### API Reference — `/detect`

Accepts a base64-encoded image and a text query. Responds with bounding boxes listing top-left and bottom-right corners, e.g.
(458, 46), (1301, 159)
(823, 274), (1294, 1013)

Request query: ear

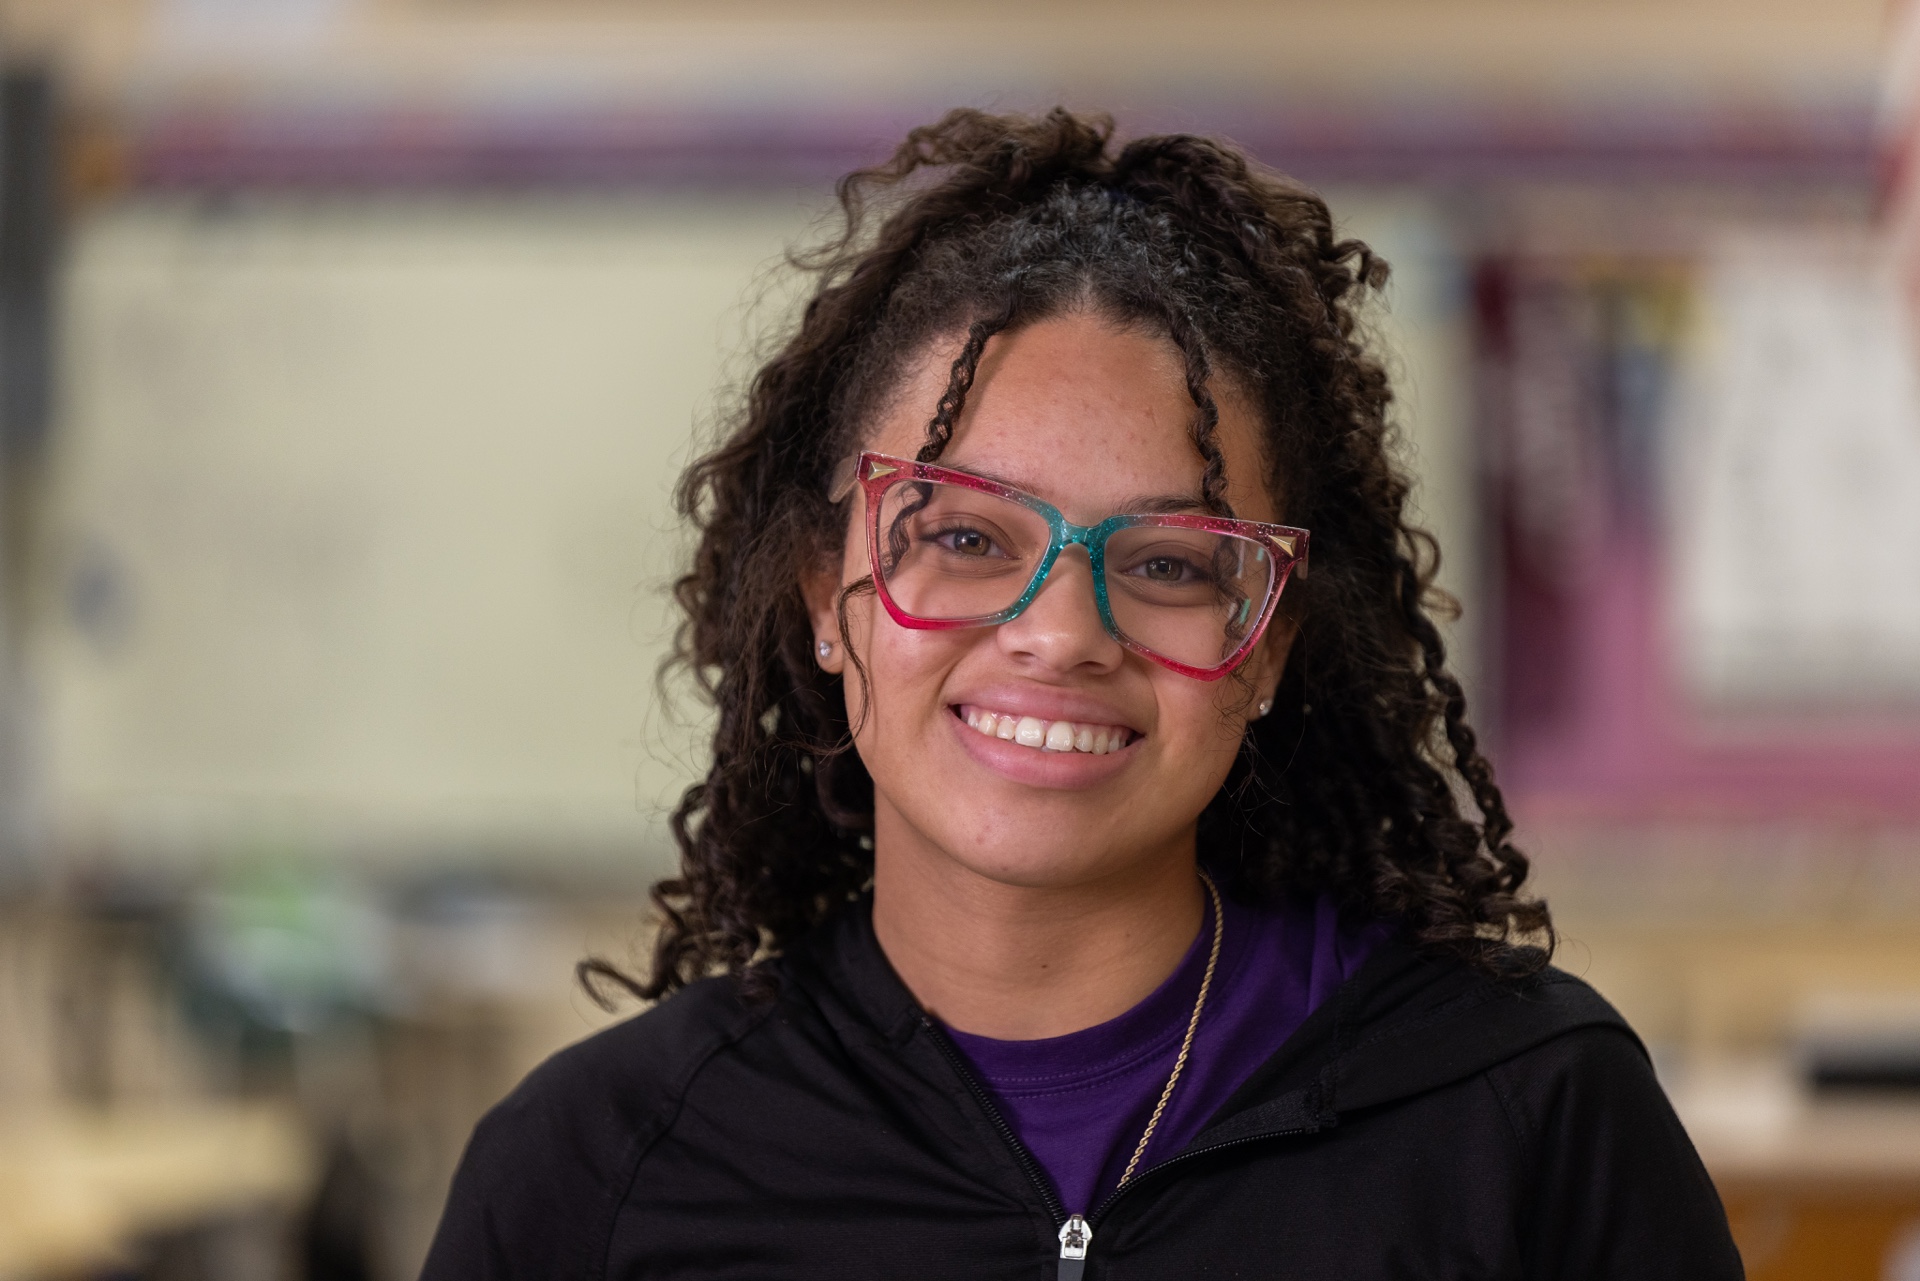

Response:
(1244, 615), (1297, 721)
(801, 557), (847, 675)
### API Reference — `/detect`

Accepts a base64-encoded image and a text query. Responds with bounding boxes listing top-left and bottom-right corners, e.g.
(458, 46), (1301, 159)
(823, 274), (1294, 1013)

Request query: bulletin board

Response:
(1480, 227), (1920, 823)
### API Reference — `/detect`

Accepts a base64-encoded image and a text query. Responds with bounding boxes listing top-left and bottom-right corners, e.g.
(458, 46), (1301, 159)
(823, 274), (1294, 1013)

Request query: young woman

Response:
(423, 110), (1741, 1279)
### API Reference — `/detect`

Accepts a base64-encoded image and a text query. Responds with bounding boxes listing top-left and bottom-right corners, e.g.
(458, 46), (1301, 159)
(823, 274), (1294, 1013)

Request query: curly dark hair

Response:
(609, 107), (1551, 1002)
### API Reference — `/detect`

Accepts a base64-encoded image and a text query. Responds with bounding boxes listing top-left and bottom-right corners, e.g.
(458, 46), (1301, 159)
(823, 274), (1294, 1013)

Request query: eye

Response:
(930, 526), (1001, 557)
(1134, 555), (1203, 583)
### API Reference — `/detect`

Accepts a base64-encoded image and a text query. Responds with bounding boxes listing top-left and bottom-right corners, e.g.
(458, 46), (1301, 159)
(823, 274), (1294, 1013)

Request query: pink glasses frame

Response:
(833, 451), (1309, 681)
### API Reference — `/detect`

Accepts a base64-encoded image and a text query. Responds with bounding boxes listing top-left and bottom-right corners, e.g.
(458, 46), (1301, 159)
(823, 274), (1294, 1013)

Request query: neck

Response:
(870, 825), (1205, 1041)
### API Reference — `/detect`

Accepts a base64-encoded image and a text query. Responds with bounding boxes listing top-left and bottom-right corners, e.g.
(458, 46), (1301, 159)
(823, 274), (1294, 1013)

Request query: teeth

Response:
(958, 707), (1132, 755)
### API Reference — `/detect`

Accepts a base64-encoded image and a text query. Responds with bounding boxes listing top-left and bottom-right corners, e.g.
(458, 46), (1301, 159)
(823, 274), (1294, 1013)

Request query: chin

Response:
(934, 818), (1153, 889)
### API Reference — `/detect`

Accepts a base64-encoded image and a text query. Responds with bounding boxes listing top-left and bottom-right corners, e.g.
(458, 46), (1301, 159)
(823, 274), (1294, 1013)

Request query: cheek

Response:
(841, 599), (974, 732)
(1146, 682), (1255, 806)
(1156, 679), (1254, 752)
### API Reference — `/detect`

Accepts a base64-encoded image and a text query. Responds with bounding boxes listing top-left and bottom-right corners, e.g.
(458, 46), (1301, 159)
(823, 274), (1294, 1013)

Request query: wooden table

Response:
(0, 1102), (314, 1279)
(1669, 1060), (1920, 1280)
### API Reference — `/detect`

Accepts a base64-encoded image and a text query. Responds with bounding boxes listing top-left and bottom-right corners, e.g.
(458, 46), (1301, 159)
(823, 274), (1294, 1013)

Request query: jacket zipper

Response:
(1055, 1214), (1092, 1280)
(921, 1017), (1068, 1222)
(1054, 1127), (1315, 1276)
(923, 1015), (1319, 1278)
(922, 1020), (1097, 1277)
(1090, 1125), (1314, 1221)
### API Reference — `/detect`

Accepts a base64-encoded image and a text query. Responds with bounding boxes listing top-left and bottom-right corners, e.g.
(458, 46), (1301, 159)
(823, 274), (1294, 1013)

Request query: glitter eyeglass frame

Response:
(831, 451), (1309, 681)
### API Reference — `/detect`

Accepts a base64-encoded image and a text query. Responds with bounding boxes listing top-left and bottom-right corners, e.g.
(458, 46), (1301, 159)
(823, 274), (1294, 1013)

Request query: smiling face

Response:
(808, 310), (1292, 894)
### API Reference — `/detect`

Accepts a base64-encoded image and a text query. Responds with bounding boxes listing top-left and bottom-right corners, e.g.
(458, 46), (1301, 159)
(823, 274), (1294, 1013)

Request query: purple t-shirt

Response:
(944, 891), (1389, 1215)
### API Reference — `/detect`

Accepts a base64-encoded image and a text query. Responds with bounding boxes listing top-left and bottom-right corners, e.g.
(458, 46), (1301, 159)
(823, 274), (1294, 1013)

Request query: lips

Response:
(956, 704), (1135, 755)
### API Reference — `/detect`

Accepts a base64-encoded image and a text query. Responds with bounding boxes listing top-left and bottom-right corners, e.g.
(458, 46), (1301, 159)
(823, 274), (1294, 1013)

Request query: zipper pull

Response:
(1057, 1214), (1092, 1280)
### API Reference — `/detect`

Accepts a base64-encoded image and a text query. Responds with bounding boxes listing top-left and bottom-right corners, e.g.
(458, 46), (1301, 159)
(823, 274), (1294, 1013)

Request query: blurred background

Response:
(0, 0), (1915, 1277)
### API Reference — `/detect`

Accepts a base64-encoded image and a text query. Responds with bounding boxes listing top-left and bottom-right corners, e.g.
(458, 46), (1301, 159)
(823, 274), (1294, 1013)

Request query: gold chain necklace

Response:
(1058, 868), (1224, 1272)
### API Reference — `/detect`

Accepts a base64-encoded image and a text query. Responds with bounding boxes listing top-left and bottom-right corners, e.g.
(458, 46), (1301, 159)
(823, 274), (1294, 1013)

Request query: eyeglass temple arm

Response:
(827, 454), (861, 503)
(1277, 534), (1307, 579)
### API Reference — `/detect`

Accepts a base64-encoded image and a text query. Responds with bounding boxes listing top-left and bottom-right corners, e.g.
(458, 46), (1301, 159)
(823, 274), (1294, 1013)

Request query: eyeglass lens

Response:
(873, 478), (1277, 670)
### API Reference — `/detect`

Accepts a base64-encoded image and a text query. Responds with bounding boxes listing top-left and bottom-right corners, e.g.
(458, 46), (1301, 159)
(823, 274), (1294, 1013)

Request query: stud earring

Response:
(1256, 698), (1273, 718)
(817, 639), (834, 659)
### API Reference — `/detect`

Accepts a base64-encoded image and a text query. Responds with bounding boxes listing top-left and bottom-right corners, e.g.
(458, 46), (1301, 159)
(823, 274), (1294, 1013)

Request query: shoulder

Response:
(1321, 947), (1643, 1108)
(420, 974), (782, 1281)
(1400, 964), (1742, 1276)
(1438, 963), (1655, 1101)
(1481, 964), (1642, 1050)
(1479, 992), (1744, 1277)
(1341, 954), (1675, 1143)
(1480, 985), (1672, 1149)
(511, 969), (778, 1127)
(1468, 965), (1662, 1108)
(1482, 1013), (1659, 1137)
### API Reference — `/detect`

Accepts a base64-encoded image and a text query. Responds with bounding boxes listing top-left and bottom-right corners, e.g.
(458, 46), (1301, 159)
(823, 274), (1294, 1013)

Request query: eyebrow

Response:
(1116, 492), (1212, 515)
(955, 463), (1209, 516)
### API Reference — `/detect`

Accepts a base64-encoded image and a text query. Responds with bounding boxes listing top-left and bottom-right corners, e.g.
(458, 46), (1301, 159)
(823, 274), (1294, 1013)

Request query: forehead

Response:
(863, 312), (1275, 523)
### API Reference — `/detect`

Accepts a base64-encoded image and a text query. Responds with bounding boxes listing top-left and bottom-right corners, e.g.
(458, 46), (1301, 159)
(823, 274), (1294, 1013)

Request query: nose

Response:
(995, 547), (1124, 675)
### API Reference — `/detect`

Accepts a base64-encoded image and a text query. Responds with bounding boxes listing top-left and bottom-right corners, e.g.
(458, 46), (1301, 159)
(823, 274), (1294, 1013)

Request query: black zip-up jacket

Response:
(423, 900), (1744, 1280)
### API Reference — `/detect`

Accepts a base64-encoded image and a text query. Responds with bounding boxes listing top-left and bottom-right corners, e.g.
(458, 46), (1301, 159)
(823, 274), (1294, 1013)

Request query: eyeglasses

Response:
(831, 451), (1308, 680)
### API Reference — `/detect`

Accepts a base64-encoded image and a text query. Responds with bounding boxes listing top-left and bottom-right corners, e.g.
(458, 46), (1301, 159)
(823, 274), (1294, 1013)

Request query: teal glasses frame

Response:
(831, 451), (1309, 681)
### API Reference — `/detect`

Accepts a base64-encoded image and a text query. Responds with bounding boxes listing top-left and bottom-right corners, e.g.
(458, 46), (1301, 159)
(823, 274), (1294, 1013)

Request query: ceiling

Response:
(0, 0), (1894, 189)
(0, 0), (1888, 111)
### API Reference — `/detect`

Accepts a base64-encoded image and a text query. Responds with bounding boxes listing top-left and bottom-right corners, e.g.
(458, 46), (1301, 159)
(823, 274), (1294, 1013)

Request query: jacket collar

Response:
(1193, 938), (1636, 1147)
(780, 893), (1634, 1149)
(783, 892), (928, 1044)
